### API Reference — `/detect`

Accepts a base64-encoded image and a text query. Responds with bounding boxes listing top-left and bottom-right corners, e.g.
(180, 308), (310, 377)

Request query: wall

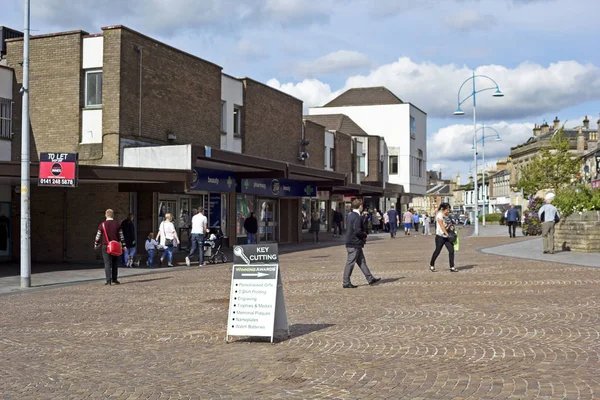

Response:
(310, 103), (427, 194)
(110, 26), (222, 154)
(335, 132), (352, 176)
(221, 74), (243, 153)
(554, 213), (600, 253)
(7, 32), (85, 163)
(363, 136), (381, 182)
(242, 78), (303, 164)
(324, 131), (335, 170)
(303, 120), (325, 169)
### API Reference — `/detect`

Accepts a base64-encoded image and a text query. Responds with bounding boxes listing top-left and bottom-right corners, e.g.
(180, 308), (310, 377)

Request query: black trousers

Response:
(507, 221), (517, 237)
(102, 246), (119, 282)
(430, 235), (454, 268)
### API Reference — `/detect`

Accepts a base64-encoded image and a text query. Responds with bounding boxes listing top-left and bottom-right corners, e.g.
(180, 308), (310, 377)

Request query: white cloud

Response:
(293, 50), (372, 77)
(269, 57), (600, 120)
(444, 9), (497, 31)
(236, 39), (267, 58)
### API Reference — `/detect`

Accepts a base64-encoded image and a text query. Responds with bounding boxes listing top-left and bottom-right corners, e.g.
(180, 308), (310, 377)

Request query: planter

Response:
(554, 211), (600, 253)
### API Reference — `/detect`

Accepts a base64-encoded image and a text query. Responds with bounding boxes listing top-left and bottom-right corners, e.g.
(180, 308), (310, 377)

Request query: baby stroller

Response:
(203, 227), (228, 264)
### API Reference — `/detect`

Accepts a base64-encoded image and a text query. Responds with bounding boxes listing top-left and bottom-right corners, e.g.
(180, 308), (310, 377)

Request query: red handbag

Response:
(102, 222), (123, 256)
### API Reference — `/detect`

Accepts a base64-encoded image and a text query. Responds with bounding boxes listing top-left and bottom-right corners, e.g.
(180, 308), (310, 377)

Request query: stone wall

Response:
(554, 212), (600, 253)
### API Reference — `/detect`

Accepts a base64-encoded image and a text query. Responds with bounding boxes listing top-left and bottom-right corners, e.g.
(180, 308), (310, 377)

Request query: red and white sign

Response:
(592, 179), (600, 190)
(38, 153), (79, 188)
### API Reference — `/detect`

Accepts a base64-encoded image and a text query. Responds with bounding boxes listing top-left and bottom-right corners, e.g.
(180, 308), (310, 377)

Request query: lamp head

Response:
(454, 108), (465, 116)
(495, 136), (502, 141)
(492, 89), (504, 97)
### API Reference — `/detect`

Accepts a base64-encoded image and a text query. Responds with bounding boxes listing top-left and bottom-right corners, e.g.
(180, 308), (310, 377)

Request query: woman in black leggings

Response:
(429, 202), (458, 273)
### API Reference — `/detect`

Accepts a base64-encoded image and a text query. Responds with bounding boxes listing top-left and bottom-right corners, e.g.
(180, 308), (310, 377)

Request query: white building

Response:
(220, 73), (243, 153)
(0, 65), (13, 259)
(309, 86), (427, 197)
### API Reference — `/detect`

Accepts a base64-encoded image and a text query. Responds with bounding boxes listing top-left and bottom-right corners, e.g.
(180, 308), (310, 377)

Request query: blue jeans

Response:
(147, 249), (155, 267)
(161, 246), (174, 265)
(124, 247), (136, 266)
(188, 233), (205, 264)
(247, 233), (257, 244)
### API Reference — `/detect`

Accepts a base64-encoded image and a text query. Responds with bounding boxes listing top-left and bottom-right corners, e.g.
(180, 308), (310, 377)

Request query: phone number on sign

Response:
(39, 178), (75, 186)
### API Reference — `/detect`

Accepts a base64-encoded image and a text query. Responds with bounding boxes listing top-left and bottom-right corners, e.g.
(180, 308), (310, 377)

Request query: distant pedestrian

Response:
(429, 203), (458, 273)
(361, 211), (371, 234)
(539, 192), (559, 254)
(120, 213), (136, 267)
(371, 209), (381, 233)
(403, 209), (413, 235)
(333, 208), (344, 237)
(413, 211), (420, 234)
(156, 212), (179, 267)
(145, 232), (158, 267)
(387, 205), (399, 238)
(383, 211), (390, 233)
(244, 212), (258, 244)
(185, 207), (207, 267)
(423, 213), (431, 235)
(342, 199), (381, 289)
(310, 212), (321, 243)
(506, 204), (520, 238)
(94, 209), (126, 285)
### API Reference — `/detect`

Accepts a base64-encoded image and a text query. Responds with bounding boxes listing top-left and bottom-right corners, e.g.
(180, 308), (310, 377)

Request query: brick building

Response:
(1, 25), (383, 265)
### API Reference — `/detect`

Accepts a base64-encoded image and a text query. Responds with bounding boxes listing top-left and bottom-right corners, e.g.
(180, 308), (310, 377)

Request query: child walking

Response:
(145, 233), (158, 268)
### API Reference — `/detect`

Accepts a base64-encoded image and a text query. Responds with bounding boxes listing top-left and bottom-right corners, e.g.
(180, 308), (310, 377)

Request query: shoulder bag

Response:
(103, 222), (123, 256)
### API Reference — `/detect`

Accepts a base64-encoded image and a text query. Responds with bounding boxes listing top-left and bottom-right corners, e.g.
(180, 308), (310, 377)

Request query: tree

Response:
(517, 128), (581, 197)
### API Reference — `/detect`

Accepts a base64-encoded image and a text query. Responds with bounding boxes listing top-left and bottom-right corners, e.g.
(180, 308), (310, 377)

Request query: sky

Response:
(3, 0), (600, 181)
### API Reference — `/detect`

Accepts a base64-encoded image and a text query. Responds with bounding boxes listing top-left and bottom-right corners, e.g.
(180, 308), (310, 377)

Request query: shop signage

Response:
(38, 152), (78, 187)
(226, 244), (289, 343)
(239, 178), (316, 197)
(190, 168), (236, 193)
(317, 191), (330, 200)
(209, 193), (221, 228)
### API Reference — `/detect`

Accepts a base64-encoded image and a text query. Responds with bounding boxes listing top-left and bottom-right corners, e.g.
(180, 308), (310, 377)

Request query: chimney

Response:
(540, 122), (550, 134)
(553, 116), (560, 130)
(577, 126), (585, 154)
(533, 124), (541, 136)
(583, 116), (590, 129)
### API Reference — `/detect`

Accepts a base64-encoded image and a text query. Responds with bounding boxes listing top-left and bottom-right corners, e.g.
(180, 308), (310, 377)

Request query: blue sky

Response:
(3, 0), (600, 181)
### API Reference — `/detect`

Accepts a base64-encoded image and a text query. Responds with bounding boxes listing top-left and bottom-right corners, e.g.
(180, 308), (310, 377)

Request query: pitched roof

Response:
(322, 87), (403, 107)
(304, 114), (370, 137)
(426, 184), (451, 195)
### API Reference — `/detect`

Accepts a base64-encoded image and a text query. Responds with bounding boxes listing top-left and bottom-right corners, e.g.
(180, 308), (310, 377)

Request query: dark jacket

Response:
(346, 211), (368, 248)
(333, 211), (344, 223)
(243, 216), (258, 234)
(120, 219), (136, 247)
(309, 217), (321, 233)
(506, 207), (520, 222)
(95, 219), (126, 247)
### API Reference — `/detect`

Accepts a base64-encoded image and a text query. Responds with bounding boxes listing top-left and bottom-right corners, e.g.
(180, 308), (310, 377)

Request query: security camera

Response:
(19, 86), (25, 94)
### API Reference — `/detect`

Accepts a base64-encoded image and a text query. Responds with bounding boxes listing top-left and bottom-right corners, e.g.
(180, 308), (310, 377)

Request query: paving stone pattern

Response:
(1, 234), (599, 399)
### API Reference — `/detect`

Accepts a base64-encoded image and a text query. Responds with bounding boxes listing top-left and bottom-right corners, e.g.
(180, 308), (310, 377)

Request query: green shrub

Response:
(554, 185), (600, 217)
(478, 213), (502, 223)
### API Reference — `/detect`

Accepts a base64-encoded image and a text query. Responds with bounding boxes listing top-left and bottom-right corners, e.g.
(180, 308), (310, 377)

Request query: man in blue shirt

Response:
(506, 204), (520, 238)
(539, 193), (559, 254)
(387, 205), (399, 238)
(412, 211), (420, 235)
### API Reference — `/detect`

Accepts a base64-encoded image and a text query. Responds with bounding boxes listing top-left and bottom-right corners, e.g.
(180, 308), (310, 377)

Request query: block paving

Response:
(1, 233), (599, 399)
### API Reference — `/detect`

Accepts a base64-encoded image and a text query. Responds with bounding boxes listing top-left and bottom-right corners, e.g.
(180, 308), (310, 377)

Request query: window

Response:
(233, 105), (241, 136)
(0, 98), (11, 139)
(85, 70), (102, 107)
(221, 101), (226, 133)
(389, 155), (398, 174)
(359, 156), (365, 173)
(410, 116), (416, 139)
(330, 148), (336, 171)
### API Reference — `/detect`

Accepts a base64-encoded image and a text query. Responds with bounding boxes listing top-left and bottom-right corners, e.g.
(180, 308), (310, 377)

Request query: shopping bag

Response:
(453, 231), (460, 252)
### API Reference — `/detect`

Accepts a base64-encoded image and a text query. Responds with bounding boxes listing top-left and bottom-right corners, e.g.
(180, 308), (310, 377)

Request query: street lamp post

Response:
(471, 125), (502, 226)
(454, 69), (504, 236)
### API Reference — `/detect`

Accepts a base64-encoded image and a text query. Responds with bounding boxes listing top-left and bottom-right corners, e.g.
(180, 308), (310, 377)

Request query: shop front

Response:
(237, 178), (316, 244)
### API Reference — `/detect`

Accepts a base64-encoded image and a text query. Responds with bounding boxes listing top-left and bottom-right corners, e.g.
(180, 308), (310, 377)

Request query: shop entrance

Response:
(258, 198), (278, 243)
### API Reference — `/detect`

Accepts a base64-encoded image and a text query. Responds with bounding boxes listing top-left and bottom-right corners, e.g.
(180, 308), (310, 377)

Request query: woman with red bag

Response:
(94, 209), (127, 285)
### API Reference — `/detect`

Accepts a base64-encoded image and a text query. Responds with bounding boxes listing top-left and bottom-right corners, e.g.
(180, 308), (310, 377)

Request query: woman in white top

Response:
(155, 213), (179, 267)
(429, 203), (458, 273)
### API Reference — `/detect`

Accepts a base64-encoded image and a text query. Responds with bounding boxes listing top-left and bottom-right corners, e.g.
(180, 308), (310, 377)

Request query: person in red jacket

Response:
(94, 209), (126, 285)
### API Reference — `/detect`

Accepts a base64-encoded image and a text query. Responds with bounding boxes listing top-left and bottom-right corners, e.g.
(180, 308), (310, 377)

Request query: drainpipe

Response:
(135, 47), (143, 137)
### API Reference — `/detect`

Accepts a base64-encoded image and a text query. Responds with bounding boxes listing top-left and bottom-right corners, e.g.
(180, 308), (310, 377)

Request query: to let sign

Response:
(38, 153), (79, 188)
(226, 244), (289, 343)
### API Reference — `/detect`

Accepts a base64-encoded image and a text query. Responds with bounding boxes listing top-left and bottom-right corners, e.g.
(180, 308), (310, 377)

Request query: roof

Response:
(304, 114), (370, 137)
(426, 184), (451, 195)
(322, 87), (404, 107)
(517, 126), (598, 149)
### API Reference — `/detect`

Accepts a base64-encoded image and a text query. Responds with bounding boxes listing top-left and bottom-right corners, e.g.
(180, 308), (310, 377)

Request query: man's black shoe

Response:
(112, 280), (121, 285)
(105, 281), (111, 285)
(343, 283), (358, 289)
(369, 277), (381, 285)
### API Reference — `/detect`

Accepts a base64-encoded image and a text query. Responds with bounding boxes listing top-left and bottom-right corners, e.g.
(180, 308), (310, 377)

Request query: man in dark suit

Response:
(506, 204), (520, 238)
(342, 199), (381, 289)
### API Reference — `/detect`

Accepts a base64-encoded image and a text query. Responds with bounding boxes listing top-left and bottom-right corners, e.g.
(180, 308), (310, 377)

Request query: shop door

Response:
(258, 198), (278, 243)
(157, 198), (177, 230)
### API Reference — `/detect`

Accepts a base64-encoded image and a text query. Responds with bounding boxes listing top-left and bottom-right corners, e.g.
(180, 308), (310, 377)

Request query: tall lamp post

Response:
(454, 70), (504, 236)
(471, 125), (502, 226)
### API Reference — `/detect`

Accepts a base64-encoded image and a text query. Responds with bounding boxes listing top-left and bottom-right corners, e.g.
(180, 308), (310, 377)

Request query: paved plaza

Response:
(1, 231), (599, 399)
